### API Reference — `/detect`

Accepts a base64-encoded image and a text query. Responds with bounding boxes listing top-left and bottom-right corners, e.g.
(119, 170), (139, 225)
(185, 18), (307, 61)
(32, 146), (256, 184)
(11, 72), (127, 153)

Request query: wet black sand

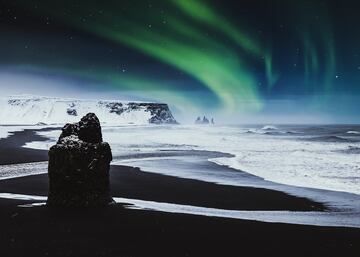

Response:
(0, 128), (359, 257)
(0, 127), (58, 165)
(0, 166), (325, 211)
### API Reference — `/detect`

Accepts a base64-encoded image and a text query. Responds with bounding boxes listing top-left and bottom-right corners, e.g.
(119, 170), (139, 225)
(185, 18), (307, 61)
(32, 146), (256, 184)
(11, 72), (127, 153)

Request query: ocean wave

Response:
(307, 136), (356, 143)
(244, 129), (282, 135)
(285, 131), (300, 135)
(346, 131), (360, 135)
(264, 131), (285, 135)
(244, 128), (298, 136)
(261, 125), (278, 130)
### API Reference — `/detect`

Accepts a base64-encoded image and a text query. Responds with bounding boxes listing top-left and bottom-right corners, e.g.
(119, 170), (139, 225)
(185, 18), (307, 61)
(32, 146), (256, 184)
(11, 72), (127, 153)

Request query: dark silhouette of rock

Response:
(211, 118), (215, 124)
(195, 116), (202, 124)
(195, 116), (211, 124)
(78, 113), (103, 143)
(47, 113), (114, 207)
(202, 116), (209, 124)
(99, 101), (178, 124)
(58, 123), (79, 142)
(66, 108), (77, 116)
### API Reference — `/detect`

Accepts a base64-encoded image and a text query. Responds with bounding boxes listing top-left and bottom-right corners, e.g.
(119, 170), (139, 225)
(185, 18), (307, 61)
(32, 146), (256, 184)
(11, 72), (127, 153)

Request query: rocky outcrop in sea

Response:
(195, 116), (214, 125)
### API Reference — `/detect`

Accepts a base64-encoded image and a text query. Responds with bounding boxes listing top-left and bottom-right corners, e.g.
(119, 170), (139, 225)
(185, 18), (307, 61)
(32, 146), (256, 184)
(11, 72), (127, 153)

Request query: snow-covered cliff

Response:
(0, 95), (177, 125)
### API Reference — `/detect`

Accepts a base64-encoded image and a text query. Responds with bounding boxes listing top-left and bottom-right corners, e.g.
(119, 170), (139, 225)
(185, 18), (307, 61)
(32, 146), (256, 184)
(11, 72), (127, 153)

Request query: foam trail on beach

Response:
(0, 162), (48, 180)
(113, 197), (360, 228)
(0, 193), (47, 201)
(0, 192), (359, 228)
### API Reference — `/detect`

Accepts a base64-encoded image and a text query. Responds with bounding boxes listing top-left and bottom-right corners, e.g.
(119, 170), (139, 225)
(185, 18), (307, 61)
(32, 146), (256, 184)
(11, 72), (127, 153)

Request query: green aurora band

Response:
(17, 0), (277, 113)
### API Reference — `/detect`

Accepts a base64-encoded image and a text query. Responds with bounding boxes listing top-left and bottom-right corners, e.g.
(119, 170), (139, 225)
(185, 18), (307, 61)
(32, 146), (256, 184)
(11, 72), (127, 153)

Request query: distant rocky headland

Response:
(0, 95), (177, 125)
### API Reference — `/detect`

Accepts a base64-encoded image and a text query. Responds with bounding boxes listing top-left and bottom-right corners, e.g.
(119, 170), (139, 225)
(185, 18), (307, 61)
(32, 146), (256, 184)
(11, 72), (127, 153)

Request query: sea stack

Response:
(47, 113), (114, 207)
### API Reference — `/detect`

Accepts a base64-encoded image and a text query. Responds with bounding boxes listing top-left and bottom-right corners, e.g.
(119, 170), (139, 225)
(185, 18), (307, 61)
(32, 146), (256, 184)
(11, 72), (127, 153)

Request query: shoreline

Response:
(0, 128), (326, 212)
(0, 127), (58, 165)
(0, 166), (325, 212)
(0, 128), (359, 256)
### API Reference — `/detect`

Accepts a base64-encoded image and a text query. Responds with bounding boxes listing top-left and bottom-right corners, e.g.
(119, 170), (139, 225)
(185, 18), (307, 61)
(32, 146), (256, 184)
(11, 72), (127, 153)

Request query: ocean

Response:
(25, 124), (360, 195)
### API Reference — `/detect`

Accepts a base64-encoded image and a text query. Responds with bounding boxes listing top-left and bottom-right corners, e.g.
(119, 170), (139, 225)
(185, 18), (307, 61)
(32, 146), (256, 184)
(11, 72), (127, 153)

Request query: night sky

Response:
(1, 0), (360, 123)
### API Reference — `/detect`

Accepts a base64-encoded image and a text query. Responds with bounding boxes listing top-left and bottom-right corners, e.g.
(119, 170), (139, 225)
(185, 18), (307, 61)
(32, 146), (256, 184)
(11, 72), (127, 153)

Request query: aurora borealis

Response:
(1, 0), (360, 122)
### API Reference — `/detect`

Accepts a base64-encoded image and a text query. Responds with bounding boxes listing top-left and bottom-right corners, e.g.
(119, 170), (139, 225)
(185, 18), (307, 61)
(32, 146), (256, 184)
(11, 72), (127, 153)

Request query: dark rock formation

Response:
(195, 116), (210, 124)
(142, 103), (178, 124)
(195, 116), (202, 124)
(98, 101), (177, 124)
(66, 108), (77, 116)
(202, 116), (209, 124)
(47, 113), (114, 207)
(66, 103), (78, 116)
(125, 103), (177, 124)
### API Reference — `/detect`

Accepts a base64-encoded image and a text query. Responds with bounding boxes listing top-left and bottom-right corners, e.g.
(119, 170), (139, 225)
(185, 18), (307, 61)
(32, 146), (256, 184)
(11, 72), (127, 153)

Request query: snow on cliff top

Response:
(0, 95), (177, 125)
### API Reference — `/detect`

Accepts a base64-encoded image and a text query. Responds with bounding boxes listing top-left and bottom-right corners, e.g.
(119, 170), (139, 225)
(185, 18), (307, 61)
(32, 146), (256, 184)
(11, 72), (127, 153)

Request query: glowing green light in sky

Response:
(33, 0), (268, 112)
(172, 0), (278, 88)
(292, 0), (336, 94)
(103, 25), (262, 111)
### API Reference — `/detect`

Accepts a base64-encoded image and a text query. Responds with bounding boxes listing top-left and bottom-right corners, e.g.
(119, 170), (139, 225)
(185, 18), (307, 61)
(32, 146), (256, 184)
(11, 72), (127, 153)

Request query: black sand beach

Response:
(0, 128), (359, 257)
(0, 128), (57, 165)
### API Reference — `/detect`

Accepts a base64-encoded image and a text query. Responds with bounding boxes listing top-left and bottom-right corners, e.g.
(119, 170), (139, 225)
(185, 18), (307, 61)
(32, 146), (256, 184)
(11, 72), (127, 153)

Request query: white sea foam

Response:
(22, 129), (61, 150)
(347, 131), (360, 134)
(261, 125), (278, 130)
(112, 197), (360, 228)
(106, 125), (360, 195)
(0, 126), (28, 139)
(0, 162), (48, 180)
(25, 125), (360, 195)
(0, 193), (47, 201)
(0, 127), (12, 139)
